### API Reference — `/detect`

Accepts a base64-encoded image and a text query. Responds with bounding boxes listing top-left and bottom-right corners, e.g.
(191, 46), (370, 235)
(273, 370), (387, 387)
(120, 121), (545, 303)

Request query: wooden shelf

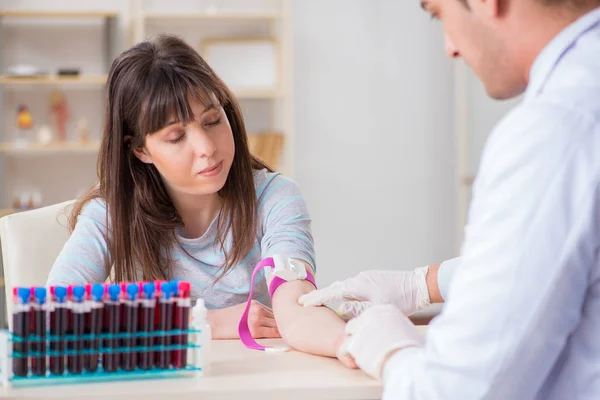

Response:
(0, 75), (107, 86)
(0, 10), (117, 18)
(0, 141), (101, 154)
(0, 209), (15, 218)
(248, 132), (284, 168)
(463, 176), (475, 186)
(143, 10), (280, 21)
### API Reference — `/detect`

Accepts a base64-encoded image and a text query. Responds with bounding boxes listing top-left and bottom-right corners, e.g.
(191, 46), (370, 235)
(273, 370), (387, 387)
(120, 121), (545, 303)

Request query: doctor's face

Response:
(421, 0), (527, 100)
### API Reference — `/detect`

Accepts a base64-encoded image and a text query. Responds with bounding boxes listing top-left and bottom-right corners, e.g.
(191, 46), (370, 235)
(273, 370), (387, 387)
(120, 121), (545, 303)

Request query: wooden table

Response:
(2, 328), (428, 399)
(1, 339), (382, 399)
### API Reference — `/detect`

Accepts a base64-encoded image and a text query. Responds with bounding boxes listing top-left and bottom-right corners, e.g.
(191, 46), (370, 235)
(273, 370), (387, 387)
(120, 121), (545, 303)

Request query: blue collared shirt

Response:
(383, 7), (600, 399)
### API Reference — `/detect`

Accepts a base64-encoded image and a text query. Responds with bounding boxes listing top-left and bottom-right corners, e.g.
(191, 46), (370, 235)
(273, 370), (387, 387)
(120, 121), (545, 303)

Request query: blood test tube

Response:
(85, 284), (104, 373)
(65, 285), (74, 346)
(153, 280), (166, 367)
(30, 287), (47, 376)
(83, 284), (92, 363)
(12, 287), (31, 377)
(138, 282), (156, 370)
(168, 280), (179, 366)
(135, 282), (147, 352)
(102, 284), (121, 372)
(118, 282), (130, 368)
(49, 286), (68, 375)
(158, 282), (174, 369)
(122, 283), (139, 371)
(67, 286), (86, 374)
(172, 281), (191, 369)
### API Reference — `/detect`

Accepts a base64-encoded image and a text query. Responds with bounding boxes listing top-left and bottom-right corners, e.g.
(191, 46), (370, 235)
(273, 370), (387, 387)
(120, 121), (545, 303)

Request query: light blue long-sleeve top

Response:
(383, 7), (600, 399)
(47, 169), (316, 309)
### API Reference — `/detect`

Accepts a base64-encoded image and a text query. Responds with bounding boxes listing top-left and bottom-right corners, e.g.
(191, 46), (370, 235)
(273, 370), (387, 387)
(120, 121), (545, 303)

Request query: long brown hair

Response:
(70, 34), (272, 283)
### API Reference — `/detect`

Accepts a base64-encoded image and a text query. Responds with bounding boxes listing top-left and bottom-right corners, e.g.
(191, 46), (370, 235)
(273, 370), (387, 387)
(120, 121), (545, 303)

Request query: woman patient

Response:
(46, 34), (355, 367)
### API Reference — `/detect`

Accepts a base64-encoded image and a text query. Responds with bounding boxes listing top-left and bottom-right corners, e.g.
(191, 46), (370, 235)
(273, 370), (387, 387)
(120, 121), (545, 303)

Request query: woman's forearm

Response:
(272, 279), (345, 357)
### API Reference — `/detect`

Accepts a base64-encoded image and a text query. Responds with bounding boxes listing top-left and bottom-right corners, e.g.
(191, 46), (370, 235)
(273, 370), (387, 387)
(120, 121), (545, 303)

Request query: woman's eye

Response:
(206, 118), (221, 128)
(169, 132), (186, 144)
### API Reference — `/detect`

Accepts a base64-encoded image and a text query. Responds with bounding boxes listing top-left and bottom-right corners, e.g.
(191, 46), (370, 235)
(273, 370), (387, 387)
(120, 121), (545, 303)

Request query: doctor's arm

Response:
(342, 106), (593, 398)
(298, 258), (457, 318)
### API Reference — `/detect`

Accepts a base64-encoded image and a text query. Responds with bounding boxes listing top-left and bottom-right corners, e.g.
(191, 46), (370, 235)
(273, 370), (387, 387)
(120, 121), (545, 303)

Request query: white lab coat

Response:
(382, 7), (600, 399)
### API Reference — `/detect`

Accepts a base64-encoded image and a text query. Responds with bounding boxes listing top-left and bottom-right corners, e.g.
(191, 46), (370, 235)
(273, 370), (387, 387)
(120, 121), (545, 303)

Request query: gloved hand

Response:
(338, 304), (424, 379)
(336, 300), (372, 320)
(298, 266), (431, 316)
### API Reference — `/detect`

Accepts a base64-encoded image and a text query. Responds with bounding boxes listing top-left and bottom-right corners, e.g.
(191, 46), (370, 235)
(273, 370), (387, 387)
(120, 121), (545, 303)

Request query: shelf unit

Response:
(132, 0), (293, 175)
(0, 6), (126, 329)
(0, 9), (123, 210)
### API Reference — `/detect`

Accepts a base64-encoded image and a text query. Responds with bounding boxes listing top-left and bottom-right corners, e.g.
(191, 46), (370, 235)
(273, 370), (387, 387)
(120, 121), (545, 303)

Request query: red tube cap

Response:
(85, 283), (92, 298)
(178, 281), (191, 298)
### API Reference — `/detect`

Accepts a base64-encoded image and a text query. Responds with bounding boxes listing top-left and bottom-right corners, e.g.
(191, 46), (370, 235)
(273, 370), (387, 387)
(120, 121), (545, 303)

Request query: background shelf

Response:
(0, 141), (101, 155)
(0, 10), (118, 18)
(0, 75), (107, 86)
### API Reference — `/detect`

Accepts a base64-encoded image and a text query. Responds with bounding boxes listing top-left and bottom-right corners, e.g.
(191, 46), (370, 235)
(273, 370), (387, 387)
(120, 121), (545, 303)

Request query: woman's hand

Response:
(207, 300), (280, 339)
(335, 334), (358, 369)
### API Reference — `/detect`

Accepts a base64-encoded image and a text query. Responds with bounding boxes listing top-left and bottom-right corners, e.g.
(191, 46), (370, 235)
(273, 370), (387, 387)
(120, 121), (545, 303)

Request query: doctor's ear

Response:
(125, 135), (153, 164)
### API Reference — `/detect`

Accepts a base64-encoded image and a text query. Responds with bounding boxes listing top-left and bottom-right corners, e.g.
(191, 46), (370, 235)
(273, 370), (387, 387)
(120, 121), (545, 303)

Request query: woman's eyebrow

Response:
(201, 104), (217, 114)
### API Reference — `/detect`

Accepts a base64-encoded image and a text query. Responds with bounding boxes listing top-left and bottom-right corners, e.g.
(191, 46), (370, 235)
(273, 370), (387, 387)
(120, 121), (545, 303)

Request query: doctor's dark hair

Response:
(69, 34), (272, 283)
(456, 0), (600, 10)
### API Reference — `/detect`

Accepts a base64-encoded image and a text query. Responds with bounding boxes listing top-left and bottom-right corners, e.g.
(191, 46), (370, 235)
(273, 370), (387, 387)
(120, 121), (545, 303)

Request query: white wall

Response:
(291, 0), (457, 284)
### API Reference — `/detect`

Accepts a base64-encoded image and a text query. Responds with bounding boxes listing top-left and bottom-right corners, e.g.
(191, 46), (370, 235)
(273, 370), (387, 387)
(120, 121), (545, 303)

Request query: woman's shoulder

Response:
(253, 168), (303, 202)
(77, 198), (109, 226)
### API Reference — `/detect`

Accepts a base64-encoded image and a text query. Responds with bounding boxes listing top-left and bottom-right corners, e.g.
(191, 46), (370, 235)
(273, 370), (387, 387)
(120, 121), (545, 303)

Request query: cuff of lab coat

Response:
(383, 346), (422, 382)
(438, 257), (461, 301)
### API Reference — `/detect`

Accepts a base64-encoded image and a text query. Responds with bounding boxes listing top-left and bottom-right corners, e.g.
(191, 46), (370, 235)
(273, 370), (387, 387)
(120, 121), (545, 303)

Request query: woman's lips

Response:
(198, 161), (223, 177)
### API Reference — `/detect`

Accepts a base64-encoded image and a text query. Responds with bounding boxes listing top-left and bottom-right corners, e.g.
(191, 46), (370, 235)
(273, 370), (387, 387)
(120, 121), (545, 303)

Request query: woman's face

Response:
(134, 98), (235, 197)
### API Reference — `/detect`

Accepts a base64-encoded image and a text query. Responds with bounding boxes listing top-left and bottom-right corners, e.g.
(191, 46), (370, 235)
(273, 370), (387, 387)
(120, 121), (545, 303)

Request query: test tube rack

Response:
(0, 283), (210, 389)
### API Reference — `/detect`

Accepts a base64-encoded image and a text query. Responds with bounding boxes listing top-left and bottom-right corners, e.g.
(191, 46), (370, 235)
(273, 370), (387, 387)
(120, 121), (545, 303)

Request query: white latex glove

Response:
(339, 304), (424, 379)
(336, 300), (372, 320)
(299, 266), (431, 315)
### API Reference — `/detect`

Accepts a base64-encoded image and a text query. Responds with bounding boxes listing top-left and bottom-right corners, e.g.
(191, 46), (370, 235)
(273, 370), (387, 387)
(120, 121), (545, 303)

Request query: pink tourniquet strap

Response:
(238, 258), (316, 351)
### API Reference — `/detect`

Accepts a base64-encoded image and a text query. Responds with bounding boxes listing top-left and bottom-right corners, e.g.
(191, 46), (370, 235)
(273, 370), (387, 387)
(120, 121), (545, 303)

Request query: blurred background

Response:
(0, 0), (518, 323)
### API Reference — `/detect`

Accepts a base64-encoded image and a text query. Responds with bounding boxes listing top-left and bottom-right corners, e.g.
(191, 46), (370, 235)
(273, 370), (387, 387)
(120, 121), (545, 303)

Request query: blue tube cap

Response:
(91, 283), (105, 302)
(72, 286), (86, 302)
(17, 288), (31, 304)
(169, 280), (179, 297)
(54, 286), (68, 303)
(143, 282), (156, 299)
(34, 287), (47, 304)
(108, 284), (121, 302)
(126, 283), (139, 301)
(161, 282), (172, 300)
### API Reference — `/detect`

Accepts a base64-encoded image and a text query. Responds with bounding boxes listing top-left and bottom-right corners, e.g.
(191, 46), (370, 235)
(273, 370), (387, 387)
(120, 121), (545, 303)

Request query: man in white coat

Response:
(299, 0), (600, 398)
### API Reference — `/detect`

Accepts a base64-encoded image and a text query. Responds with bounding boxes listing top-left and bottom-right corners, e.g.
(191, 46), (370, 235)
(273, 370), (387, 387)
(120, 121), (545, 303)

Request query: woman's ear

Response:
(133, 146), (153, 164)
(125, 135), (153, 164)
